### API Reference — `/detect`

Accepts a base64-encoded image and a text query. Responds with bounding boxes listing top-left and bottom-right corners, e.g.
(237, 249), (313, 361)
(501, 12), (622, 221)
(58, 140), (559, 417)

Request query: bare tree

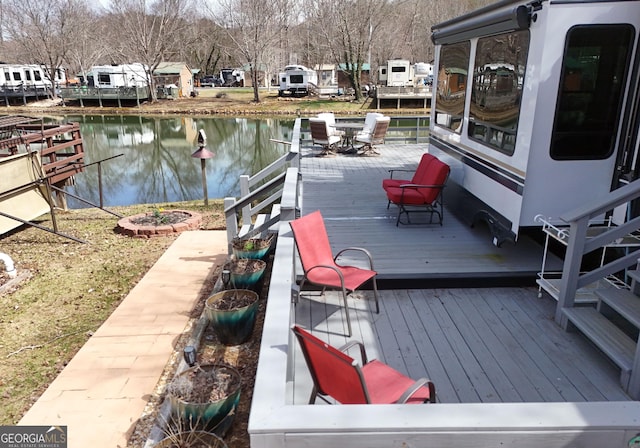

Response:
(182, 17), (229, 79)
(1, 0), (93, 97)
(212, 0), (298, 102)
(305, 0), (391, 101)
(106, 0), (194, 101)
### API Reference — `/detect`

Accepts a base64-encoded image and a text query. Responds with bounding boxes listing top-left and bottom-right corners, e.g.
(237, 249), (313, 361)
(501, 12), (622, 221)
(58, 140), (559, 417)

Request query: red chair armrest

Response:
(338, 340), (368, 365)
(397, 378), (437, 404)
(334, 247), (375, 270)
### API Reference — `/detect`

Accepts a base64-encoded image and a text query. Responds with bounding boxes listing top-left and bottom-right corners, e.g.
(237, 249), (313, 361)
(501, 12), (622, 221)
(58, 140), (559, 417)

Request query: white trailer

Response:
(278, 65), (318, 97)
(378, 59), (414, 87)
(429, 0), (640, 246)
(0, 64), (66, 92)
(84, 64), (148, 88)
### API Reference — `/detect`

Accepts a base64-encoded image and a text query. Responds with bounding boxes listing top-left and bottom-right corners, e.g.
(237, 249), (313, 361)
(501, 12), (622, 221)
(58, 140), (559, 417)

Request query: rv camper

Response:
(83, 64), (148, 88)
(278, 64), (318, 97)
(0, 64), (66, 93)
(378, 60), (414, 87)
(428, 0), (640, 246)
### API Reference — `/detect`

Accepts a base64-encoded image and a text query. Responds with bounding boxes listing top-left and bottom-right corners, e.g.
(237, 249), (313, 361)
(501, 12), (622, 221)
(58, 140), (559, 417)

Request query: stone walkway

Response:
(19, 230), (229, 448)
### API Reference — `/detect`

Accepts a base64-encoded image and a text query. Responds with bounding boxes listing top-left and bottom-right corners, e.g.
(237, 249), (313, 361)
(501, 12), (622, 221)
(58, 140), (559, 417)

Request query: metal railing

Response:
(299, 115), (431, 145)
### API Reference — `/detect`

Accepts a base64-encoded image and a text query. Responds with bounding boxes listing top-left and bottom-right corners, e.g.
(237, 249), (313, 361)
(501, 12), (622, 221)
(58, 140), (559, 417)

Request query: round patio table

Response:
(333, 122), (365, 153)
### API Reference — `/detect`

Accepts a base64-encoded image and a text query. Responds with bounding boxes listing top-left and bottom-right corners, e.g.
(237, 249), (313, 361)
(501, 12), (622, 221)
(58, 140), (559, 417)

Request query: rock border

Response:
(116, 210), (202, 238)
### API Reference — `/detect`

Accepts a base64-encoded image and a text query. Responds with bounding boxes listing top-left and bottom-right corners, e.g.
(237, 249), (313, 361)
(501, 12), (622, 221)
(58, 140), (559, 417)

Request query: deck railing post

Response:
(554, 217), (589, 326)
(240, 174), (251, 227)
(224, 197), (238, 254)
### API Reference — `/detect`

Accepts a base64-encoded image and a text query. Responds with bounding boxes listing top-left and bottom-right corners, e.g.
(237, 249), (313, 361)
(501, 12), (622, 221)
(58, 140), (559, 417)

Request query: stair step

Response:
(562, 307), (635, 374)
(238, 212), (280, 238)
(595, 287), (640, 328)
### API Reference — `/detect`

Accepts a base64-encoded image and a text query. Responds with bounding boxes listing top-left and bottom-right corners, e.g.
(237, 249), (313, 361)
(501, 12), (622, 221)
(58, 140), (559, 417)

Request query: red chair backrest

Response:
(419, 159), (450, 204)
(292, 325), (369, 404)
(290, 210), (336, 273)
(411, 153), (437, 184)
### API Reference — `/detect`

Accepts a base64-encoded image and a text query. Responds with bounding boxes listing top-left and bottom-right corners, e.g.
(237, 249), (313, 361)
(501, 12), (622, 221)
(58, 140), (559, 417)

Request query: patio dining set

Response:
(309, 112), (391, 156)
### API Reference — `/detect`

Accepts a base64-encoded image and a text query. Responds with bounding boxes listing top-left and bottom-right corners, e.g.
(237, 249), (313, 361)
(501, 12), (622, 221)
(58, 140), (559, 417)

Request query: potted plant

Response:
(223, 258), (266, 289)
(205, 289), (259, 345)
(167, 364), (241, 433)
(231, 236), (273, 260)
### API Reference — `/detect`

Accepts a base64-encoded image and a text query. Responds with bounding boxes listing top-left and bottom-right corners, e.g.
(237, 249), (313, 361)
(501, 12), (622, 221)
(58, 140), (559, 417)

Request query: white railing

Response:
(224, 119), (301, 250)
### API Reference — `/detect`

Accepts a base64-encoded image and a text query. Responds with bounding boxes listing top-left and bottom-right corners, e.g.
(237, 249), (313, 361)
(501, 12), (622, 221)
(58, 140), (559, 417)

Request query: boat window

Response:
(468, 30), (529, 156)
(550, 24), (634, 160)
(435, 41), (470, 133)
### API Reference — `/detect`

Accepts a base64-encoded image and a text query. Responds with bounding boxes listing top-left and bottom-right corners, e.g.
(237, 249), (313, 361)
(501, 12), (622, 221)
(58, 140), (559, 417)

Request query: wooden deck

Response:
(289, 142), (631, 404)
(249, 131), (639, 448)
(292, 288), (631, 405)
(299, 142), (561, 284)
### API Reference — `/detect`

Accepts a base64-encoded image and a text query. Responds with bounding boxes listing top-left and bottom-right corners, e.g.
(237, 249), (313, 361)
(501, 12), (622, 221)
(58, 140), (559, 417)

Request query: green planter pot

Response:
(205, 289), (259, 345)
(168, 364), (241, 432)
(155, 430), (228, 448)
(225, 259), (266, 289)
(231, 238), (272, 260)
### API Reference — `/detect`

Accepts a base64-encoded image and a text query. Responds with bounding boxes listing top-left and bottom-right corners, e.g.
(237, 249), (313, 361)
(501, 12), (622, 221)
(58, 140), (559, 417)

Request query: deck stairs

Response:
(562, 274), (640, 395)
(544, 179), (640, 400)
(237, 204), (281, 239)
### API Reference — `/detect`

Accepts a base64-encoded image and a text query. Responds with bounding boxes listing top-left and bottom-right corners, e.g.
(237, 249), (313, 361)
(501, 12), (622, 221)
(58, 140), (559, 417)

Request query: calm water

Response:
(51, 115), (295, 208)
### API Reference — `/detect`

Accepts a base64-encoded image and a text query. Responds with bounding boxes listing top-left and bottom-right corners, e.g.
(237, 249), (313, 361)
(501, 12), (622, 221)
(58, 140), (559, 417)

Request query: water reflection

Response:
(52, 115), (295, 208)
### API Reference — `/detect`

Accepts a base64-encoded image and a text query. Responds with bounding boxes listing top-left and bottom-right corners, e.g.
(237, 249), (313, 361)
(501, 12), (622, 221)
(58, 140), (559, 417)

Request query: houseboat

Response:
(428, 0), (640, 246)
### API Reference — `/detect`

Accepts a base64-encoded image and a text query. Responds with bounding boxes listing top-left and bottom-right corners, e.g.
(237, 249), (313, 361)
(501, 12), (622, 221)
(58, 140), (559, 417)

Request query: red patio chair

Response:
(289, 210), (379, 337)
(383, 155), (450, 226)
(382, 153), (437, 190)
(292, 325), (436, 404)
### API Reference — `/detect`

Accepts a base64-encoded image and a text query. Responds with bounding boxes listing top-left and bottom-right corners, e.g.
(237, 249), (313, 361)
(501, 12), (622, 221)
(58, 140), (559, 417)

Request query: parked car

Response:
(200, 76), (221, 87)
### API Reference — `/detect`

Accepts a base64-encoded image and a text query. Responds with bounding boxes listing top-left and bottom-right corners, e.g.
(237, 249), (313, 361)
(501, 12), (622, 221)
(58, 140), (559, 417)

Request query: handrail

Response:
(554, 178), (640, 399)
(555, 177), (640, 318)
(224, 118), (302, 250)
